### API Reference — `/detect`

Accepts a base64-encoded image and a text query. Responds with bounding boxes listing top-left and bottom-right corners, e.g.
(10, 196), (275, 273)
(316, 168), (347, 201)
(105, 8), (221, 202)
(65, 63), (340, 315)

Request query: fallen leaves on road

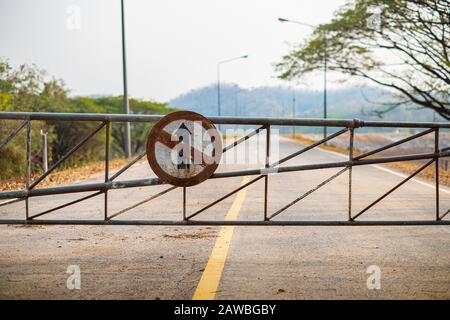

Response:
(163, 231), (216, 240)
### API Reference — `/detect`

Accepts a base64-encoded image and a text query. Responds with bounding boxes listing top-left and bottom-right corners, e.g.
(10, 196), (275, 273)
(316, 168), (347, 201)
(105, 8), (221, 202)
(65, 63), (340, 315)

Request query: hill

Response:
(169, 84), (442, 132)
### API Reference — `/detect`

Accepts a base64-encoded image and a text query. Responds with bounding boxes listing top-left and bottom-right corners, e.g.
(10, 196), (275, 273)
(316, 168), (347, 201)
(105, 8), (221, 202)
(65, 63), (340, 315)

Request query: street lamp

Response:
(278, 17), (315, 28)
(121, 0), (131, 158)
(278, 17), (328, 140)
(234, 85), (239, 117)
(290, 80), (296, 138)
(217, 55), (248, 124)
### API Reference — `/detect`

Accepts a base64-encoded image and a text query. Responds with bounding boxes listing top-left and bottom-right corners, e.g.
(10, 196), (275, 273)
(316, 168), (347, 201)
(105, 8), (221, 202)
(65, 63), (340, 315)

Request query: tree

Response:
(0, 59), (105, 177)
(276, 0), (450, 119)
(0, 59), (176, 181)
(93, 96), (176, 156)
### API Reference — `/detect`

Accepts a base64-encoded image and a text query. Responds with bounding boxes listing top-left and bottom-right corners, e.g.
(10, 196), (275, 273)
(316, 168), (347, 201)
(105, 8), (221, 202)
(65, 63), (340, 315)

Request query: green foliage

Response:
(0, 59), (174, 181)
(93, 96), (176, 155)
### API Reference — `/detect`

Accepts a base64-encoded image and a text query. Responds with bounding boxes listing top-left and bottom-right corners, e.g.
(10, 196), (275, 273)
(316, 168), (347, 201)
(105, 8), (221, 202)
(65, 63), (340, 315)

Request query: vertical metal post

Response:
(183, 187), (187, 220)
(25, 121), (31, 220)
(104, 122), (110, 220)
(348, 128), (354, 221)
(435, 128), (440, 220)
(217, 64), (221, 133)
(264, 125), (271, 220)
(41, 129), (48, 172)
(121, 0), (131, 158)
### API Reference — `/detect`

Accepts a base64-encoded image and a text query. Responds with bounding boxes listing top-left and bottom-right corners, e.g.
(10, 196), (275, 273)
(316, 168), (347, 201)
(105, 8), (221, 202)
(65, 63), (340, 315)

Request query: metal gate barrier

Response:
(1, 112), (449, 226)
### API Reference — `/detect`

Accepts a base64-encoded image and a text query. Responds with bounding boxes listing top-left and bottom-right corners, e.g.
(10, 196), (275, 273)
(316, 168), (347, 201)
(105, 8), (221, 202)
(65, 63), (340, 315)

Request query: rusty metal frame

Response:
(0, 112), (450, 226)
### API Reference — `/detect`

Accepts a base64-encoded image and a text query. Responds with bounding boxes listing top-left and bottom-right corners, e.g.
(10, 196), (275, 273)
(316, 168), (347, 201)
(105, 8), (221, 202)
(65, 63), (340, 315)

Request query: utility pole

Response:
(121, 0), (131, 158)
(234, 87), (239, 134)
(291, 80), (296, 138)
(323, 34), (327, 140)
(234, 87), (238, 117)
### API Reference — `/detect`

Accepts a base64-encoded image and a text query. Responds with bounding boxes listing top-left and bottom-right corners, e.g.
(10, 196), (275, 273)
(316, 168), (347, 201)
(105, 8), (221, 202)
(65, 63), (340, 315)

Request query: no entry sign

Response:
(146, 111), (222, 187)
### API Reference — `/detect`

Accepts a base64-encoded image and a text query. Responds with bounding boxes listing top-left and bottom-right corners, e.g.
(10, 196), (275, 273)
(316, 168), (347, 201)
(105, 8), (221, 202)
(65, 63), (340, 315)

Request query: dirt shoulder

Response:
(0, 158), (128, 192)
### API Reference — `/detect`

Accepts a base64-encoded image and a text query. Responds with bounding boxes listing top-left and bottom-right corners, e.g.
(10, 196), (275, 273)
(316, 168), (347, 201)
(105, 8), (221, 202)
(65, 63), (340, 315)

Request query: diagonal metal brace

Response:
(107, 186), (177, 220)
(0, 120), (28, 151)
(269, 167), (348, 220)
(222, 125), (266, 153)
(28, 191), (103, 220)
(439, 209), (450, 220)
(29, 122), (106, 190)
(352, 159), (434, 220)
(109, 150), (147, 182)
(186, 176), (264, 220)
(354, 128), (435, 160)
(270, 128), (348, 167)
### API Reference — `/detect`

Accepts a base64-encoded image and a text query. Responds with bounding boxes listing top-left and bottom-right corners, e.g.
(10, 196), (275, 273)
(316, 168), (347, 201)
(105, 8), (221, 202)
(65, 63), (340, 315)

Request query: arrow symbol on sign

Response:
(157, 127), (213, 167)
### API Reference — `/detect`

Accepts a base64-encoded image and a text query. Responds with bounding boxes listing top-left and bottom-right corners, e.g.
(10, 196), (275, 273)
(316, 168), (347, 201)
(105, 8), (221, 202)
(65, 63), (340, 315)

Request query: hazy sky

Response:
(0, 0), (348, 102)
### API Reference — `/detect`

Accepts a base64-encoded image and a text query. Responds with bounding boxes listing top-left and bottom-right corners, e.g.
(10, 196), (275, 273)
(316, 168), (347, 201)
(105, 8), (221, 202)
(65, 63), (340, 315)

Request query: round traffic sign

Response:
(146, 111), (222, 187)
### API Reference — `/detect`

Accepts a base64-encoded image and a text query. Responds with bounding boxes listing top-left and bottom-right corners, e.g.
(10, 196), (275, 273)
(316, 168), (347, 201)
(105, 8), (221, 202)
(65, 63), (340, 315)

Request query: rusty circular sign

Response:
(146, 111), (222, 187)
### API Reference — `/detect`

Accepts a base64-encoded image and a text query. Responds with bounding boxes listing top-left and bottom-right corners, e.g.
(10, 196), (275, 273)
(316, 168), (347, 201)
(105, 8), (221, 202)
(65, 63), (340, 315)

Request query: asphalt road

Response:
(0, 133), (449, 299)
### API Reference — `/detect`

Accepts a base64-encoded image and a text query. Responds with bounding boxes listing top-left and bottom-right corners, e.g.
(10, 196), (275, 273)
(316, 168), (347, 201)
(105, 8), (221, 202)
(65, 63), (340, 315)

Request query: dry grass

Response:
(290, 135), (450, 187)
(0, 158), (129, 191)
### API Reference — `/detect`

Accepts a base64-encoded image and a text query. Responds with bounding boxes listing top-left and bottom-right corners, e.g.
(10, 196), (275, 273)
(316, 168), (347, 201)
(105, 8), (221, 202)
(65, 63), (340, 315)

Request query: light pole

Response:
(121, 0), (131, 158)
(217, 55), (248, 130)
(278, 17), (328, 140)
(234, 85), (239, 117)
(290, 79), (296, 138)
(234, 86), (242, 134)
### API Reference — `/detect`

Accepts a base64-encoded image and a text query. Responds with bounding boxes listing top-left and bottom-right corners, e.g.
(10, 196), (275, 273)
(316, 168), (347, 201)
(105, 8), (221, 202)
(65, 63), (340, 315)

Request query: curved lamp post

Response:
(217, 55), (248, 118)
(278, 17), (328, 140)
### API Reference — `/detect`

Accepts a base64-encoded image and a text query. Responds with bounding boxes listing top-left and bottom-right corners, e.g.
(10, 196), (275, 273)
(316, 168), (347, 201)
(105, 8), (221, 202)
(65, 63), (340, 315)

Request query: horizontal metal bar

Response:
(213, 150), (450, 179)
(0, 112), (162, 123)
(354, 128), (435, 160)
(2, 112), (450, 128)
(0, 120), (28, 151)
(0, 177), (164, 199)
(0, 219), (448, 226)
(1, 150), (449, 200)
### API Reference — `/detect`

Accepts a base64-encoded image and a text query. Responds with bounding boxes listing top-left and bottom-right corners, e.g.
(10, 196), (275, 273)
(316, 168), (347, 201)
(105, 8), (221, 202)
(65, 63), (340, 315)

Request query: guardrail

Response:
(1, 111), (449, 225)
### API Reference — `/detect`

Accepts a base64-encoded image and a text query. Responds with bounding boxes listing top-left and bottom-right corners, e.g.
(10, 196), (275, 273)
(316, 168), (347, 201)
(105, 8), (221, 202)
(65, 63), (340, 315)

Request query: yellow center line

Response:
(192, 176), (250, 300)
